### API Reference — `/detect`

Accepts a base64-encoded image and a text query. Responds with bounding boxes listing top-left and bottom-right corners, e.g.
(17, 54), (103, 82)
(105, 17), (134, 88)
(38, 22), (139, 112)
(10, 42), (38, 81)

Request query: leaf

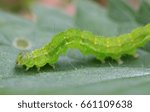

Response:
(107, 0), (139, 35)
(33, 5), (74, 34)
(108, 0), (136, 22)
(136, 0), (150, 25)
(135, 0), (150, 52)
(75, 0), (118, 36)
(136, 0), (150, 51)
(0, 2), (150, 95)
(107, 0), (150, 52)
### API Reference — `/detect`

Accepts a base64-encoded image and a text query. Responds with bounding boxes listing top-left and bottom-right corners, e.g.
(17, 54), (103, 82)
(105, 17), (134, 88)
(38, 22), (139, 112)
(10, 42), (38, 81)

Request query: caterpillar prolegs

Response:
(16, 24), (150, 70)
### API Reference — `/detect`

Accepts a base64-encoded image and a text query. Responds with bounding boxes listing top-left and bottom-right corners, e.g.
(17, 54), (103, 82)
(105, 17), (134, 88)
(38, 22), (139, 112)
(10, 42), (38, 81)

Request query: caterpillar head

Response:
(16, 52), (27, 66)
(16, 51), (34, 70)
(16, 51), (33, 67)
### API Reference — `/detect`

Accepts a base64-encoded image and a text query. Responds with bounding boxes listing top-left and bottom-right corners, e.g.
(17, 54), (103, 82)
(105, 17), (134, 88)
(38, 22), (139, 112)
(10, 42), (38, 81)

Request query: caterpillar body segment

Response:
(16, 24), (150, 70)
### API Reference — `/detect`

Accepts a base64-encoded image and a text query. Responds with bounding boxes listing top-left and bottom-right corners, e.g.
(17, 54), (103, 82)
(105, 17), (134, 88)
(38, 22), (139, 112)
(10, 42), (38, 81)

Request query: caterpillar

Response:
(16, 24), (150, 70)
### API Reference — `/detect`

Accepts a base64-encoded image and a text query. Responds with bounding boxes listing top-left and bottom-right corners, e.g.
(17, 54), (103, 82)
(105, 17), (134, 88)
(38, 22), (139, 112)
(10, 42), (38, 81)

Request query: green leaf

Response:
(75, 0), (118, 36)
(108, 0), (139, 34)
(136, 0), (150, 25)
(0, 2), (150, 95)
(135, 0), (150, 52)
(108, 0), (136, 22)
(33, 5), (74, 34)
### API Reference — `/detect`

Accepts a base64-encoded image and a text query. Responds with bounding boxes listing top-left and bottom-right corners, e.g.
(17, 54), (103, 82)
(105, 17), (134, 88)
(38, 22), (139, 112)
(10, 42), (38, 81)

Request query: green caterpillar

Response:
(16, 24), (150, 70)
